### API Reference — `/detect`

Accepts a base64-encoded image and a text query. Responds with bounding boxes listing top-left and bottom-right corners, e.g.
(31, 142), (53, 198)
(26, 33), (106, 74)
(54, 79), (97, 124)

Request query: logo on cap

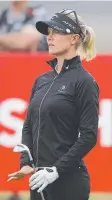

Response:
(53, 25), (64, 31)
(62, 21), (75, 30)
(66, 28), (71, 33)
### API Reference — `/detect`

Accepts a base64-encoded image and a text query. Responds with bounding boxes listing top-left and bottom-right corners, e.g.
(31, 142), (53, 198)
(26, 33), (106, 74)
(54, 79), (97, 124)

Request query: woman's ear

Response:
(71, 34), (80, 45)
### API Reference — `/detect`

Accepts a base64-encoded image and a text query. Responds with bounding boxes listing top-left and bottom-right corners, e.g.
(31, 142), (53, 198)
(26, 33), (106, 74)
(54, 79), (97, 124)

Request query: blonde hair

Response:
(63, 11), (96, 61)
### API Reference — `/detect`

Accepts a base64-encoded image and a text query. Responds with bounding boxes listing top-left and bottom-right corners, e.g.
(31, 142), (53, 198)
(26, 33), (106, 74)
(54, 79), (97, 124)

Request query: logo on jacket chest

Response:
(58, 85), (67, 93)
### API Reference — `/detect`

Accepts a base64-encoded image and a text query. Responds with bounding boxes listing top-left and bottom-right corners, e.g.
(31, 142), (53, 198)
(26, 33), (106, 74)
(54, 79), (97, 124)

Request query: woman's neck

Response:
(56, 51), (77, 73)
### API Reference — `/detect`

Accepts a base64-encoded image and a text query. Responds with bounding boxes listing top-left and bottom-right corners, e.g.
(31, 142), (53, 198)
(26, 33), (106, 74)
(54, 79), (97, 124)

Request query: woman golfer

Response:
(8, 9), (99, 200)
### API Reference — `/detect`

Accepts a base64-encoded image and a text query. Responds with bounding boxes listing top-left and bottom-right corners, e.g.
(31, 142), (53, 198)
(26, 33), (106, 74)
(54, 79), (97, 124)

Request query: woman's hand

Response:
(29, 166), (59, 193)
(7, 165), (34, 182)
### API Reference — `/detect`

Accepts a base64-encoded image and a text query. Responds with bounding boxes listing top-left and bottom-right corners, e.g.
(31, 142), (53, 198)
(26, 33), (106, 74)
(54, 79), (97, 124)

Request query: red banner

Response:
(0, 53), (112, 192)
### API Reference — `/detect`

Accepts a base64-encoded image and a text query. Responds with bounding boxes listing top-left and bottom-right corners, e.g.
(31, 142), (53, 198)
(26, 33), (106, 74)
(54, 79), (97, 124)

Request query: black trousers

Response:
(30, 166), (90, 200)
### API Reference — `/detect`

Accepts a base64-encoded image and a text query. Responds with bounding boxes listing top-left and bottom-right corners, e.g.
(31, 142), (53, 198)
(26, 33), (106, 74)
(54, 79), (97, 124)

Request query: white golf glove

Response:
(29, 166), (59, 193)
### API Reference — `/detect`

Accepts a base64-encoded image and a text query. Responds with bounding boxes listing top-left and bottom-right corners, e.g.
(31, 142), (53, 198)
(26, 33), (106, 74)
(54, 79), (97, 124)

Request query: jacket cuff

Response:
(54, 163), (65, 176)
(20, 161), (31, 169)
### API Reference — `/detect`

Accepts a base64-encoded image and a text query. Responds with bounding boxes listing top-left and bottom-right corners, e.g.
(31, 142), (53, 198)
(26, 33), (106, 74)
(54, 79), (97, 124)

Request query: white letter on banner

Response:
(99, 99), (112, 147)
(0, 98), (28, 148)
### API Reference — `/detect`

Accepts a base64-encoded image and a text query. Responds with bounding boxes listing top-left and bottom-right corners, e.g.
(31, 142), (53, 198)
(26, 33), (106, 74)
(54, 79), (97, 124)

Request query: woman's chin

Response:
(48, 49), (60, 56)
(49, 49), (56, 55)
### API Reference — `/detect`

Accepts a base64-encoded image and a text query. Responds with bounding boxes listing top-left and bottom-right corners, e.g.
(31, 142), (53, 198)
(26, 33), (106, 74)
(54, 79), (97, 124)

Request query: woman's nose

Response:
(47, 31), (54, 40)
(47, 34), (52, 41)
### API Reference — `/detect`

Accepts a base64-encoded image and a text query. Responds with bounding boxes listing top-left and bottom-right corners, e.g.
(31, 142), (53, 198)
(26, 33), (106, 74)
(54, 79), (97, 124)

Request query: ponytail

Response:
(81, 26), (96, 61)
(63, 10), (97, 62)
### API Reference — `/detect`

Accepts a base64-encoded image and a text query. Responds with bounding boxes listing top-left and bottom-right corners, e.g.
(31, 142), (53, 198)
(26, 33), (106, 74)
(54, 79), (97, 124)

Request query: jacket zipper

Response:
(36, 74), (58, 166)
(35, 74), (58, 200)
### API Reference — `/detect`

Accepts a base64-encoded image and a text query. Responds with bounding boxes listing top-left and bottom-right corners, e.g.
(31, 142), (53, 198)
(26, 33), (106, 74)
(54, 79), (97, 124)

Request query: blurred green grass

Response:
(0, 192), (112, 200)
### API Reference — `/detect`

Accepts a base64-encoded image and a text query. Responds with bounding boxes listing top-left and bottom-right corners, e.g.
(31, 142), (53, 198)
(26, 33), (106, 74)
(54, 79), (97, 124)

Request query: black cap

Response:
(36, 9), (83, 38)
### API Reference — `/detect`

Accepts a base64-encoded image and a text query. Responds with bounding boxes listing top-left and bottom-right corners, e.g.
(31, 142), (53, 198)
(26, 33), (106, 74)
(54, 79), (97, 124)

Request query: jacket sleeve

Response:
(20, 78), (38, 168)
(55, 77), (99, 174)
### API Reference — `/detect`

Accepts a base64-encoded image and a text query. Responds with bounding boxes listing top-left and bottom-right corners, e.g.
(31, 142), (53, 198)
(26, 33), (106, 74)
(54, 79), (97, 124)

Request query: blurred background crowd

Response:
(0, 1), (112, 200)
(0, 0), (111, 53)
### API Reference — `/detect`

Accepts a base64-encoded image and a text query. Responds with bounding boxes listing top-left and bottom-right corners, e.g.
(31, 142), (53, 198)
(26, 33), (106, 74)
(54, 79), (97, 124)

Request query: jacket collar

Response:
(46, 56), (81, 72)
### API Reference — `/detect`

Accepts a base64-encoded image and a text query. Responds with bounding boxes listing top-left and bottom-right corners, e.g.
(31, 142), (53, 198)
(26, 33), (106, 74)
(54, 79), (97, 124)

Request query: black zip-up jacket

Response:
(20, 56), (99, 175)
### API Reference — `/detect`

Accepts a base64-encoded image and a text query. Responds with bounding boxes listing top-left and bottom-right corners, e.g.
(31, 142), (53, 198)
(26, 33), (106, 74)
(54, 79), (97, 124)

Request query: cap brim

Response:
(36, 20), (67, 35)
